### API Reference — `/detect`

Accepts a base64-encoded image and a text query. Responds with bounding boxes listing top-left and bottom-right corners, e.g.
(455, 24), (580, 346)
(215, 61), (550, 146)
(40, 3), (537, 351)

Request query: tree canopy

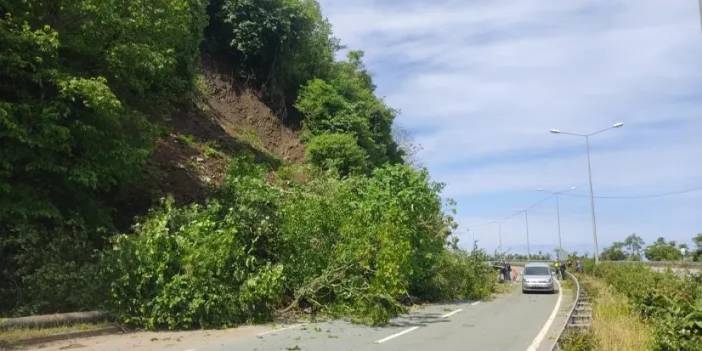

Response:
(644, 237), (682, 262)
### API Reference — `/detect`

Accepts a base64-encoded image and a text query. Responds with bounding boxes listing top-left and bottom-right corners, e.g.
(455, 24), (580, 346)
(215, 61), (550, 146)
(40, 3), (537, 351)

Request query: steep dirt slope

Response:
(200, 55), (305, 163)
(111, 56), (305, 229)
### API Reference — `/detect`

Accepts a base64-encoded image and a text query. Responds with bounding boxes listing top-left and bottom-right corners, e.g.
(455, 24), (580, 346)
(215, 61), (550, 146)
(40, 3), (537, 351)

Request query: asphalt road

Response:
(199, 282), (566, 351)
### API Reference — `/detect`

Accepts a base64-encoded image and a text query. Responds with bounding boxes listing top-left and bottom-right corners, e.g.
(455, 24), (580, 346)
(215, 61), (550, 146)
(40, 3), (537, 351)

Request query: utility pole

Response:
(538, 187), (576, 261)
(498, 222), (503, 258)
(524, 210), (531, 260)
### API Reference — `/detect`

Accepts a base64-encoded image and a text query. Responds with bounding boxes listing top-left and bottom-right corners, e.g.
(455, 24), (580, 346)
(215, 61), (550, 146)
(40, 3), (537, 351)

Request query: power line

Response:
(463, 185), (702, 229)
(561, 185), (702, 200)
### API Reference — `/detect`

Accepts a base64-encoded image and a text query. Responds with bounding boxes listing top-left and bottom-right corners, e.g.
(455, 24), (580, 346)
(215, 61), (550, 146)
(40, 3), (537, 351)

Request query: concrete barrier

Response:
(0, 311), (109, 330)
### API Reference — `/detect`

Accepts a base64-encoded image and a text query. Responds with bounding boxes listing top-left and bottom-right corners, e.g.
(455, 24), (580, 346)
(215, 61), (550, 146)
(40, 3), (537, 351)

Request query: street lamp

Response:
(550, 122), (624, 264)
(537, 186), (577, 261)
(498, 222), (503, 257)
(523, 210), (531, 260)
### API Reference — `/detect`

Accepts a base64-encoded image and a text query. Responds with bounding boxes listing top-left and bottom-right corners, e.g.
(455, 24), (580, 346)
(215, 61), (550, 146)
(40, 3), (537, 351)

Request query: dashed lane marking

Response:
(375, 326), (420, 344)
(441, 309), (463, 318)
(256, 324), (306, 338)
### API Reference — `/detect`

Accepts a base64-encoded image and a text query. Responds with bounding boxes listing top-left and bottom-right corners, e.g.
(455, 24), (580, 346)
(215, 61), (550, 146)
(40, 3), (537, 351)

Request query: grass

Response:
(0, 322), (113, 346)
(580, 275), (653, 351)
(235, 127), (264, 150)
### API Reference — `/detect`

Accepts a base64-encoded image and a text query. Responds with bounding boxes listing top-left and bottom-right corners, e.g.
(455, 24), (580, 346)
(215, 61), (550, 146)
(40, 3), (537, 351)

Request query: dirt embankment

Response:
(111, 56), (305, 229)
(200, 55), (305, 163)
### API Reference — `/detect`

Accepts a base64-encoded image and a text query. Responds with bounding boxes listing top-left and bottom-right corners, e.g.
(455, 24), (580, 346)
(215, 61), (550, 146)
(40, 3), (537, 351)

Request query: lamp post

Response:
(498, 222), (503, 257)
(537, 186), (577, 261)
(550, 122), (624, 264)
(523, 210), (531, 260)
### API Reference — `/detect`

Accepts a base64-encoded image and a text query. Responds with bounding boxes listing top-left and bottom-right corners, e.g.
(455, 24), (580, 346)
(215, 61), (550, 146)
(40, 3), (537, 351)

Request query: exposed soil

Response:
(109, 55), (306, 230)
(201, 54), (305, 163)
(13, 325), (270, 351)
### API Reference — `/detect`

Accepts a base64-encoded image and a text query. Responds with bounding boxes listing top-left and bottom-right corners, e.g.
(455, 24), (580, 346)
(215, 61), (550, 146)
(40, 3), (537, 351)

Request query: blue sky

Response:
(318, 0), (702, 255)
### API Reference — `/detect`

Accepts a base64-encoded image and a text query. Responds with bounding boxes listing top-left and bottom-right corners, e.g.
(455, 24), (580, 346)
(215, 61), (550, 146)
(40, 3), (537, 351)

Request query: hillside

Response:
(111, 55), (306, 228)
(0, 0), (494, 328)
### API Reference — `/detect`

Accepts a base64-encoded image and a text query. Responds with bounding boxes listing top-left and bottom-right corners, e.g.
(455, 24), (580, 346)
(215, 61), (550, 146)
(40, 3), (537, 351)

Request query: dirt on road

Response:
(14, 325), (271, 351)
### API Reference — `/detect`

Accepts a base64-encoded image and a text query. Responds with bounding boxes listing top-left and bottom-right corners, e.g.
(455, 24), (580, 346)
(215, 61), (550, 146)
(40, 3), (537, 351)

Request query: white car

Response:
(522, 262), (555, 293)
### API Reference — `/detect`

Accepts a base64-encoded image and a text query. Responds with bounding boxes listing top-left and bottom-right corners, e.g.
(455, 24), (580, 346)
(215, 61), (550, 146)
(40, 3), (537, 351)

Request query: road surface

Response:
(26, 280), (573, 351)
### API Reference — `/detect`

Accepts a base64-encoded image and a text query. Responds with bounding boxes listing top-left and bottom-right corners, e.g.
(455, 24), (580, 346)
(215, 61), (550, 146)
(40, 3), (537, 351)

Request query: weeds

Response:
(560, 329), (597, 351)
(580, 275), (653, 351)
(589, 264), (702, 350)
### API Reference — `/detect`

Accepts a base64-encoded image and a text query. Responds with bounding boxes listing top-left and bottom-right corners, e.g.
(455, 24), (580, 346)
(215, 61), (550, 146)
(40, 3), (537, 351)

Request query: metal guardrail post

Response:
(552, 272), (580, 351)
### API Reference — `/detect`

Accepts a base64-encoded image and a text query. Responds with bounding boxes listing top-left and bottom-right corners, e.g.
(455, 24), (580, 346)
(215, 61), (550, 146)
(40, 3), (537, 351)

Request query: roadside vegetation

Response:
(600, 233), (702, 262)
(588, 263), (702, 350)
(566, 275), (654, 351)
(0, 0), (495, 329)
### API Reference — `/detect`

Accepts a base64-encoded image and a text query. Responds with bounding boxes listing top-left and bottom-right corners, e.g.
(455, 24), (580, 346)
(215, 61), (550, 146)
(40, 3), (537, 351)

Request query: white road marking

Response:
(470, 301), (481, 306)
(375, 326), (420, 343)
(526, 279), (563, 351)
(183, 349), (196, 351)
(256, 323), (305, 337)
(441, 308), (463, 318)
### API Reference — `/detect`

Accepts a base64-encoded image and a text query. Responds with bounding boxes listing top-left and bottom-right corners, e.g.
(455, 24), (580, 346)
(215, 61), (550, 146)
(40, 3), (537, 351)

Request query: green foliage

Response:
(295, 52), (403, 169)
(102, 159), (285, 329)
(0, 0), (209, 316)
(592, 263), (702, 350)
(101, 201), (285, 329)
(277, 163), (454, 324)
(693, 234), (702, 262)
(559, 329), (597, 351)
(0, 219), (103, 315)
(423, 249), (495, 302)
(305, 133), (368, 175)
(102, 158), (483, 328)
(207, 0), (336, 102)
(0, 0), (488, 328)
(623, 233), (645, 260)
(600, 242), (627, 261)
(645, 237), (683, 262)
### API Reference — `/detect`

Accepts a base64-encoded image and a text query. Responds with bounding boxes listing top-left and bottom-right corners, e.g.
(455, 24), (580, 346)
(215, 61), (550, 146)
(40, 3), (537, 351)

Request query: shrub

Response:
(305, 133), (368, 175)
(101, 198), (285, 329)
(592, 263), (702, 350)
(277, 164), (457, 324)
(0, 0), (207, 315)
(296, 52), (403, 168)
(207, 0), (336, 101)
(101, 159), (286, 329)
(100, 157), (483, 328)
(560, 329), (597, 351)
(0, 220), (103, 316)
(422, 249), (496, 302)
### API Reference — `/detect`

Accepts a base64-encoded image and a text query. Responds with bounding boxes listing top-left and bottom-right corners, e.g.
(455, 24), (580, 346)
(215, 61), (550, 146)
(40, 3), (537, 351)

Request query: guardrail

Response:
(490, 260), (702, 268)
(552, 271), (581, 351)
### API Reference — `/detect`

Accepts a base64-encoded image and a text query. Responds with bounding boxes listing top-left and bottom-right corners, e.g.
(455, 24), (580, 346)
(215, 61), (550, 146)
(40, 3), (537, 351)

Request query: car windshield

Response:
(524, 267), (550, 276)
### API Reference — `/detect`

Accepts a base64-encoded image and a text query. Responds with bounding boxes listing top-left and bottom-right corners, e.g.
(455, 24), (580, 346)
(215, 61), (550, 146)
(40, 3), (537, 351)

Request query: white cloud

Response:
(319, 0), (702, 250)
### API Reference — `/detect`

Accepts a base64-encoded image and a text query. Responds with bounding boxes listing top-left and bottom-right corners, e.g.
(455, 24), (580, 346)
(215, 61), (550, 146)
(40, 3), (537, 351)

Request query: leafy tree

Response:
(623, 233), (645, 260)
(296, 52), (403, 169)
(600, 242), (627, 261)
(206, 0), (336, 105)
(305, 133), (368, 176)
(0, 0), (207, 315)
(103, 158), (487, 328)
(644, 237), (682, 261)
(693, 233), (702, 262)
